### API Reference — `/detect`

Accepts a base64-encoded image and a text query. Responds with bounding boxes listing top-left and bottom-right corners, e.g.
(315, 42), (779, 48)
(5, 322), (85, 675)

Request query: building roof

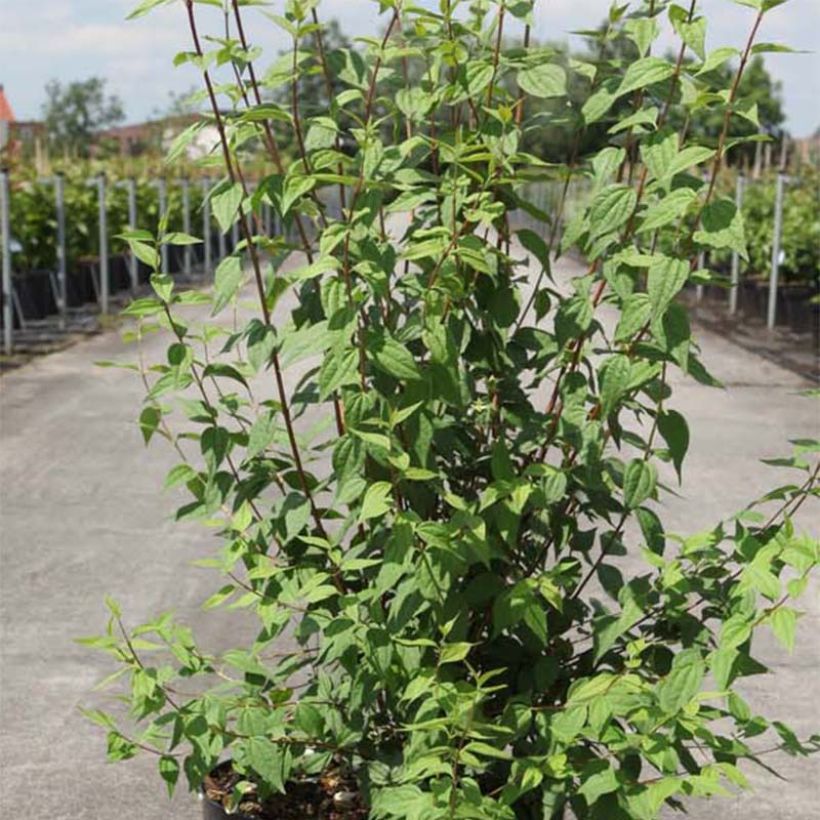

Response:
(0, 84), (15, 123)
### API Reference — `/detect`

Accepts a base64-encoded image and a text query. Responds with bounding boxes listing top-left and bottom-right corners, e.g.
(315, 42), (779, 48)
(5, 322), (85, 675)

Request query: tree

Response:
(42, 77), (125, 158)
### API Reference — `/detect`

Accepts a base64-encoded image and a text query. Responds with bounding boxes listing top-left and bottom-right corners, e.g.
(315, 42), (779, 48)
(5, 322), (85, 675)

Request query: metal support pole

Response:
(231, 218), (239, 252)
(1, 168), (12, 355)
(182, 177), (192, 276)
(263, 201), (272, 238)
(729, 172), (745, 316)
(54, 173), (67, 327)
(127, 178), (138, 292)
(696, 170), (708, 303)
(90, 173), (110, 315)
(202, 178), (212, 277)
(155, 179), (169, 274)
(766, 171), (787, 330)
(218, 215), (227, 261)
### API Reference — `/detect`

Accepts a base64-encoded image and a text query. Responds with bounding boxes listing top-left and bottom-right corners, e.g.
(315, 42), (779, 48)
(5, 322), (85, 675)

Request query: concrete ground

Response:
(0, 254), (818, 819)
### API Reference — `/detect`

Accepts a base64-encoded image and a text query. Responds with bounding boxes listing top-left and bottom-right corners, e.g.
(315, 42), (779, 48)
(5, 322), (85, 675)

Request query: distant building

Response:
(792, 131), (820, 167)
(0, 84), (46, 165)
(97, 114), (220, 159)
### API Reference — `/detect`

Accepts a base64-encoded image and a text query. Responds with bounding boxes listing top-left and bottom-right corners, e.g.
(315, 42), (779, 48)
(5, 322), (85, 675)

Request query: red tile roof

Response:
(0, 85), (15, 123)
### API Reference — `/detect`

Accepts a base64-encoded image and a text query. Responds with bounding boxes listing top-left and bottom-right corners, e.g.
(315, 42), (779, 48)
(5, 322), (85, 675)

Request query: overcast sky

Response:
(1, 0), (817, 136)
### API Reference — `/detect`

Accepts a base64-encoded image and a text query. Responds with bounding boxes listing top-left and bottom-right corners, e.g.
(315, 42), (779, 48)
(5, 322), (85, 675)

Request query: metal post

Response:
(218, 215), (227, 261)
(729, 172), (745, 316)
(231, 218), (239, 252)
(182, 177), (192, 276)
(1, 168), (12, 355)
(127, 178), (138, 292)
(202, 178), (212, 276)
(696, 169), (708, 303)
(155, 178), (169, 274)
(263, 200), (271, 238)
(92, 173), (109, 315)
(766, 171), (787, 330)
(54, 172), (67, 327)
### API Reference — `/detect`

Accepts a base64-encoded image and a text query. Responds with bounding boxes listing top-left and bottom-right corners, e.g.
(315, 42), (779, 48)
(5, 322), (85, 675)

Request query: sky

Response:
(0, 0), (817, 136)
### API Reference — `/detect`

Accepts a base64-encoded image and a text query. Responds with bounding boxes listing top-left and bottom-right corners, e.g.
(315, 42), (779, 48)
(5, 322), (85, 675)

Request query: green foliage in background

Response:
(7, 169), (204, 271)
(741, 169), (820, 285)
(81, 1), (819, 819)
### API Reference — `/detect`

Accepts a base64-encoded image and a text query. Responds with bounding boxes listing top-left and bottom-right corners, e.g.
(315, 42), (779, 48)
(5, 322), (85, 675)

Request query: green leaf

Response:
(517, 64), (567, 98)
(640, 129), (678, 183)
(623, 459), (656, 508)
(370, 334), (422, 381)
(638, 187), (697, 233)
(439, 642), (473, 664)
(600, 355), (631, 417)
(657, 409), (690, 481)
(667, 145), (714, 178)
(671, 11), (707, 60)
(697, 46), (739, 76)
(281, 175), (315, 215)
(139, 406), (162, 445)
(657, 649), (704, 713)
(589, 186), (637, 238)
(769, 607), (797, 652)
(582, 87), (617, 124)
(127, 0), (172, 19)
(163, 232), (202, 246)
(578, 762), (619, 806)
(211, 182), (243, 234)
(150, 273), (174, 302)
(617, 57), (675, 97)
(212, 255), (245, 315)
(125, 238), (159, 269)
(247, 412), (277, 459)
(694, 198), (747, 258)
(304, 117), (338, 152)
(360, 482), (393, 521)
(721, 614), (752, 650)
(647, 256), (690, 321)
(159, 756), (180, 798)
(238, 738), (288, 794)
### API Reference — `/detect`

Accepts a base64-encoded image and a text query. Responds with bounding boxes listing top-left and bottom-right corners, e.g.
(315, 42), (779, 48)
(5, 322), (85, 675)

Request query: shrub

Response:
(741, 169), (820, 286)
(82, 1), (819, 818)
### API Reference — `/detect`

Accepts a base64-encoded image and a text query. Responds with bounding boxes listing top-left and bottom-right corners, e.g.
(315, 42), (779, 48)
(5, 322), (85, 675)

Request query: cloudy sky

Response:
(1, 0), (817, 136)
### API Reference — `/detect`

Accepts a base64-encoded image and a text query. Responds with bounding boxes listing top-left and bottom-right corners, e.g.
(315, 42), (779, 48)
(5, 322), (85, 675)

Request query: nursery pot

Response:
(12, 270), (58, 322)
(780, 283), (818, 335)
(201, 761), (363, 819)
(202, 793), (255, 820)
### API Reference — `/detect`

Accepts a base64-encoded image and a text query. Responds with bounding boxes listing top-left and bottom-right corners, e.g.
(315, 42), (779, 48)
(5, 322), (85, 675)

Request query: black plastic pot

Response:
(202, 794), (254, 820)
(109, 254), (131, 293)
(12, 270), (57, 321)
(780, 283), (819, 335)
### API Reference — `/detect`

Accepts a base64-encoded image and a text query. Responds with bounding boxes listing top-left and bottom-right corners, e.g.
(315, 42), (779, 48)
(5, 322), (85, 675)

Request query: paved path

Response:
(0, 256), (817, 819)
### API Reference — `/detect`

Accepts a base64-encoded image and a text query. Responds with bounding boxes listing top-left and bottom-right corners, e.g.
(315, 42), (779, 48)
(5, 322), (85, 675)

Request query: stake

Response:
(1, 167), (12, 354)
(263, 200), (271, 238)
(729, 172), (745, 316)
(182, 177), (192, 276)
(154, 178), (169, 274)
(127, 178), (138, 292)
(53, 173), (68, 326)
(91, 173), (109, 315)
(202, 178), (212, 277)
(766, 171), (787, 330)
(218, 209), (226, 261)
(696, 169), (708, 303)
